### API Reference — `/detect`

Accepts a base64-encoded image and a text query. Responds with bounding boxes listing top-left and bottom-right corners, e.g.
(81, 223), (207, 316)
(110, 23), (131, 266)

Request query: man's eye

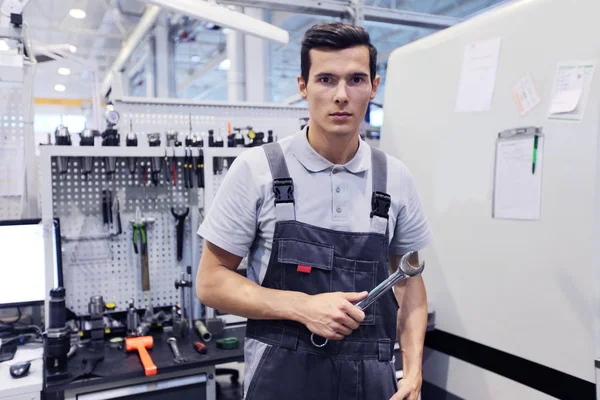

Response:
(352, 77), (363, 84)
(319, 77), (330, 83)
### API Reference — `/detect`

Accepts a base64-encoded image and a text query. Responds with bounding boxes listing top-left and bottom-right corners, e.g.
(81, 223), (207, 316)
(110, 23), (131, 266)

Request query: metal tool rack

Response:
(40, 97), (308, 325)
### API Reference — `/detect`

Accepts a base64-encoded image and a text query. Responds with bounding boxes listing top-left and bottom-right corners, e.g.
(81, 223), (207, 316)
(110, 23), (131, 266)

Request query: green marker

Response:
(532, 135), (538, 175)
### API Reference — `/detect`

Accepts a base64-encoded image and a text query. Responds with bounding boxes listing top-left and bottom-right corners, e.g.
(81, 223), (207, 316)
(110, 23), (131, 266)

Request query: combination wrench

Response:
(167, 337), (187, 364)
(310, 251), (425, 348)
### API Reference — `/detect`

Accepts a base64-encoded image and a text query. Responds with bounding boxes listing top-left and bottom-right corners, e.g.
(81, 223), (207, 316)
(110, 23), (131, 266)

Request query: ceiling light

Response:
(69, 9), (87, 19)
(69, 44), (77, 53)
(58, 68), (71, 76)
(191, 55), (201, 62)
(218, 59), (230, 71)
(54, 84), (66, 92)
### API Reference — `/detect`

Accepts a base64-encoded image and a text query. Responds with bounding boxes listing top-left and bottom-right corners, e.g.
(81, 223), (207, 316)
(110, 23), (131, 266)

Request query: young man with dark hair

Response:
(196, 21), (432, 400)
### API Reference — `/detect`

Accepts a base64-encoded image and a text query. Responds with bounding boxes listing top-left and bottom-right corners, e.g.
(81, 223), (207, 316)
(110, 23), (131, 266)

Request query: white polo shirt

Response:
(197, 126), (433, 284)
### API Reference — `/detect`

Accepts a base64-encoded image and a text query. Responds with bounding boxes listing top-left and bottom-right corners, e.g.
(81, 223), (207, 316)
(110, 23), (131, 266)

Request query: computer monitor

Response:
(0, 218), (63, 308)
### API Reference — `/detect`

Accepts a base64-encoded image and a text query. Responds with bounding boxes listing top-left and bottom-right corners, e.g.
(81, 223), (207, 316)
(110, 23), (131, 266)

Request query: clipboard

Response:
(492, 126), (544, 220)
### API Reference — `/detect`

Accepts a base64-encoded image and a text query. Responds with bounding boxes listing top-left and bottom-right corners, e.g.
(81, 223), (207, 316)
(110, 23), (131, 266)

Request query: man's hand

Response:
(298, 291), (368, 340)
(390, 374), (422, 400)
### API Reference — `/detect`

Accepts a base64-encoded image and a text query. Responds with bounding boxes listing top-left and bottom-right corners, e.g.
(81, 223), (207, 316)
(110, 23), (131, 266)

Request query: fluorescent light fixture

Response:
(191, 55), (201, 62)
(69, 8), (87, 19)
(0, 40), (9, 52)
(58, 67), (71, 75)
(142, 0), (289, 45)
(69, 44), (77, 53)
(218, 59), (230, 71)
(54, 84), (66, 92)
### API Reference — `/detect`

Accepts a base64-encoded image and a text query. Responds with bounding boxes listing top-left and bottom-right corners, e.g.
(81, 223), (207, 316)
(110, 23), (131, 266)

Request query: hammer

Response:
(125, 336), (157, 376)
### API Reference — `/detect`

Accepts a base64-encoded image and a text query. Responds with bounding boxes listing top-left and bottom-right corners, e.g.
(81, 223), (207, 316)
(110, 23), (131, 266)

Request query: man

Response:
(196, 21), (432, 400)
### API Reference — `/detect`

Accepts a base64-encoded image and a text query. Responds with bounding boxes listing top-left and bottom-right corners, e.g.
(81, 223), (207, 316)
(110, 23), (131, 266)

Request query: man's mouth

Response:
(330, 112), (352, 117)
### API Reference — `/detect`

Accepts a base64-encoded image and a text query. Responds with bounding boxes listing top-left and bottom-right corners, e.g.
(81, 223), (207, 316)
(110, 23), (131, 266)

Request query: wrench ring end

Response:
(310, 333), (328, 348)
(399, 251), (425, 277)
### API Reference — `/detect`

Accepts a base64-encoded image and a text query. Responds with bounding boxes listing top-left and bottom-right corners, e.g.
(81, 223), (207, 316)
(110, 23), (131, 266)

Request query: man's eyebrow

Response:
(313, 72), (369, 78)
(314, 72), (335, 78)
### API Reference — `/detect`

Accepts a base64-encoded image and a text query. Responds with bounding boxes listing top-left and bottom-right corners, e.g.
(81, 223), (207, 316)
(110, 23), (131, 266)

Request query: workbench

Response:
(43, 325), (245, 400)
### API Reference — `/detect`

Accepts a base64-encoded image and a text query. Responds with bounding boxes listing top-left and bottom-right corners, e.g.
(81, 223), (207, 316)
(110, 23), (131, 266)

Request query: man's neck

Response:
(306, 123), (359, 165)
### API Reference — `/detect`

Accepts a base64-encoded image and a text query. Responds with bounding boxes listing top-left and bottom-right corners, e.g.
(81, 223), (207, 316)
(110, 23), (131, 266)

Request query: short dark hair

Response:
(300, 22), (377, 85)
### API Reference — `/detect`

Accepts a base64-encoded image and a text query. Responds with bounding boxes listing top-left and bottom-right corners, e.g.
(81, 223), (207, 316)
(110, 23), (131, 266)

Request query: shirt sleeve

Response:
(389, 166), (433, 255)
(197, 149), (262, 258)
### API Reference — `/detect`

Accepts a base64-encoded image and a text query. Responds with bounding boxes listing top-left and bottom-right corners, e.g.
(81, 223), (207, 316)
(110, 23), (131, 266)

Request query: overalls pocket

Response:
(332, 257), (377, 325)
(278, 239), (334, 295)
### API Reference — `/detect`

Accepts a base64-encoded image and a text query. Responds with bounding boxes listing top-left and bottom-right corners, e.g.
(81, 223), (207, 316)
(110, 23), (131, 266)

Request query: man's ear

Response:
(297, 76), (308, 99)
(370, 75), (381, 101)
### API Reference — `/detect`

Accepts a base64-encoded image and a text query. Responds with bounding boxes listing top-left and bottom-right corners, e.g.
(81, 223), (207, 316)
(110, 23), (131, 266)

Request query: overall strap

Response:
(263, 142), (296, 221)
(370, 147), (391, 234)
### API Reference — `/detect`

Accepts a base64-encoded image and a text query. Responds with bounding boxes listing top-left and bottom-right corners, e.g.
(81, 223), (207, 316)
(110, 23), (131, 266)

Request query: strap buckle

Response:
(273, 178), (294, 204)
(370, 191), (391, 219)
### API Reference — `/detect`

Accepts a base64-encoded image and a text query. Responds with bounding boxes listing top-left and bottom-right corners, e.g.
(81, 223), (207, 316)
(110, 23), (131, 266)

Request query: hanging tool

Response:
(183, 148), (193, 189)
(114, 194), (122, 235)
(132, 208), (154, 292)
(171, 148), (177, 187)
(102, 190), (109, 226)
(163, 150), (171, 185)
(54, 125), (72, 177)
(102, 190), (113, 229)
(174, 266), (194, 330)
(171, 207), (189, 261)
(196, 149), (204, 188)
(310, 251), (425, 348)
(108, 190), (113, 229)
(132, 221), (149, 290)
(79, 128), (96, 180)
(148, 133), (162, 186)
(126, 122), (138, 175)
(101, 120), (120, 180)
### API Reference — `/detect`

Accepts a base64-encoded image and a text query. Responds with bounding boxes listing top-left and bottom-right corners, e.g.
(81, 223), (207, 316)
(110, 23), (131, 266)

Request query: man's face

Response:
(298, 45), (380, 138)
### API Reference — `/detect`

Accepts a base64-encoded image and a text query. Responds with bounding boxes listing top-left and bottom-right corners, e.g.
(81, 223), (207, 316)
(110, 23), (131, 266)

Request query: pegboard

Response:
(41, 98), (309, 318)
(51, 156), (195, 315)
(0, 83), (26, 220)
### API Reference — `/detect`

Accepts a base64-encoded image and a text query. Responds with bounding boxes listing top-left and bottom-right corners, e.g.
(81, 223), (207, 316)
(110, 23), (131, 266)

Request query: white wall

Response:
(381, 0), (599, 396)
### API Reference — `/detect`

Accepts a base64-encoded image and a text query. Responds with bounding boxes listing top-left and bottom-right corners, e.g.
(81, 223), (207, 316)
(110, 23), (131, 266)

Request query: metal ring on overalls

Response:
(310, 333), (328, 347)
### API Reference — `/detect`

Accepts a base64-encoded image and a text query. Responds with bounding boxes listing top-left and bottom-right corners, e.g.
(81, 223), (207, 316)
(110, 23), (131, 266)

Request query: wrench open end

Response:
(399, 251), (425, 277)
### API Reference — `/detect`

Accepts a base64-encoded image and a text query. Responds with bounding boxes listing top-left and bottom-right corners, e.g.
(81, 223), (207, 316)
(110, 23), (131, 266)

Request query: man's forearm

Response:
(396, 276), (428, 377)
(197, 263), (308, 322)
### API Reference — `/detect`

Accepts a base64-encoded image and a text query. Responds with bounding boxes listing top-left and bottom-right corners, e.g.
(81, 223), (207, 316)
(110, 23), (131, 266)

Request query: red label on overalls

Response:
(297, 265), (312, 274)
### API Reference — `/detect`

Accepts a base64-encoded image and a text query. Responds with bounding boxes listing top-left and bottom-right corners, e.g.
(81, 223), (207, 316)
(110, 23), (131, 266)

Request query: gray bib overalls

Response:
(244, 142), (399, 400)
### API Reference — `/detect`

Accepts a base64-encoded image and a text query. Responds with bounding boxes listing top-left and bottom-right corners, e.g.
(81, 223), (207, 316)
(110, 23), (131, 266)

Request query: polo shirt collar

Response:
(292, 125), (370, 174)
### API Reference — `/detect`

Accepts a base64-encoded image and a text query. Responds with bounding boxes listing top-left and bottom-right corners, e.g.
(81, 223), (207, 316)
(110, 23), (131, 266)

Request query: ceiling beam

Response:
(218, 0), (462, 29)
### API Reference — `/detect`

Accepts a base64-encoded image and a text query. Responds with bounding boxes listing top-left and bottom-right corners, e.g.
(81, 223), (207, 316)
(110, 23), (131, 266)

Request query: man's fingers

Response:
(326, 330), (344, 340)
(340, 291), (368, 303)
(389, 386), (410, 400)
(331, 323), (353, 336)
(342, 302), (366, 324)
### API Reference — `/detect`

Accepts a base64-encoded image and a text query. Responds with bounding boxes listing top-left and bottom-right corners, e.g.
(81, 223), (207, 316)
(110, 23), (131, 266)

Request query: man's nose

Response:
(333, 82), (349, 105)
